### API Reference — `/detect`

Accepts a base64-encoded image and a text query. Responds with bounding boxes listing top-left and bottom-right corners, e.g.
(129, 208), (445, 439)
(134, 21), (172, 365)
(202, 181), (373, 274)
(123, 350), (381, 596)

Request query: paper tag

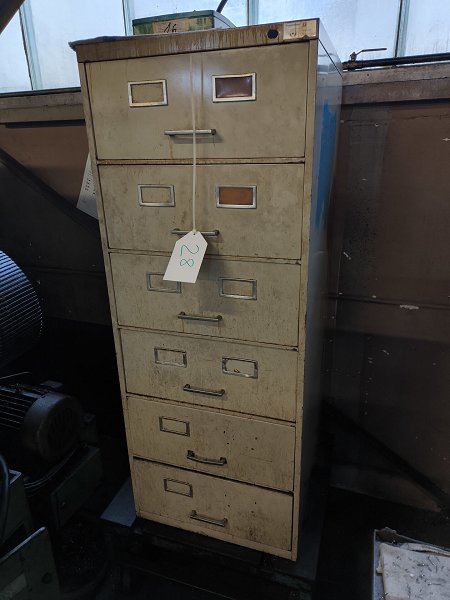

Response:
(163, 231), (207, 284)
(77, 154), (98, 219)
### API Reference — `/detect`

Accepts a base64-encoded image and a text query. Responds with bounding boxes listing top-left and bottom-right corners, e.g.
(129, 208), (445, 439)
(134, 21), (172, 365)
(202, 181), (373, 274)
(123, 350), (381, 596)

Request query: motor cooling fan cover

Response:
(0, 251), (42, 369)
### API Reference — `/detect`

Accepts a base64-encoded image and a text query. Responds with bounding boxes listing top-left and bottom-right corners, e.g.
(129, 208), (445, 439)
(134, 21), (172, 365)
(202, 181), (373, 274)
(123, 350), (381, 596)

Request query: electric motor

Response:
(0, 383), (82, 463)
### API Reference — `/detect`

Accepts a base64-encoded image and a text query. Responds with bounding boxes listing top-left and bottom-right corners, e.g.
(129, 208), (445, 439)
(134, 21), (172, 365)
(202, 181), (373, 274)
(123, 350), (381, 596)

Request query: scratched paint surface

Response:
(328, 100), (450, 501)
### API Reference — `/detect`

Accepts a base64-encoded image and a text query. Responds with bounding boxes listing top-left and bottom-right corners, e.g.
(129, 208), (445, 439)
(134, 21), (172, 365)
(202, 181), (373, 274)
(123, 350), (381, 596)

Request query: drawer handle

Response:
(164, 129), (216, 136)
(183, 384), (225, 397)
(178, 312), (222, 323)
(190, 510), (228, 528)
(187, 450), (227, 466)
(171, 228), (220, 237)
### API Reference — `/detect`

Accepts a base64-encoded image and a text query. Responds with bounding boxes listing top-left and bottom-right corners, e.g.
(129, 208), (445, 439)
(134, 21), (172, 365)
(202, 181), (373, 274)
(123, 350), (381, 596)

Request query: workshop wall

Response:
(328, 87), (450, 504)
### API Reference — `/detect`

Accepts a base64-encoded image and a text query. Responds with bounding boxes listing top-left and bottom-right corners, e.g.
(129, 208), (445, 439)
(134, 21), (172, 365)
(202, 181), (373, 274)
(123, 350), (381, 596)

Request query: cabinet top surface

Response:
(70, 19), (321, 63)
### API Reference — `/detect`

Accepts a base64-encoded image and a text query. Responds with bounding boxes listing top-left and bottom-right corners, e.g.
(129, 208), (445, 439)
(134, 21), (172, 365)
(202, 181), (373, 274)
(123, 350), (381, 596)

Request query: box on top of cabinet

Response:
(132, 10), (234, 36)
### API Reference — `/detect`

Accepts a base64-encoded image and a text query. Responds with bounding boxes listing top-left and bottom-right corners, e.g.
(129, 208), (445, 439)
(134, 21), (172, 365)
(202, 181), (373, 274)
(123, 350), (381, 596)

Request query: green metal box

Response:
(132, 10), (234, 36)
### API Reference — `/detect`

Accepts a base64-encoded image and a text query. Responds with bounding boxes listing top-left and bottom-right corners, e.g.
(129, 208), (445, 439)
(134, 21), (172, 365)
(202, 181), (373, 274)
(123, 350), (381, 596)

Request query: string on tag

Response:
(189, 54), (197, 233)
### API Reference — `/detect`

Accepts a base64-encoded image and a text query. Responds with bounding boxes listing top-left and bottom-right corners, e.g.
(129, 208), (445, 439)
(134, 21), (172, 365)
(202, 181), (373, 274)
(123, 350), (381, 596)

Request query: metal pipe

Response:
(344, 52), (450, 71)
(216, 0), (229, 13)
(0, 454), (10, 546)
(0, 0), (25, 34)
(394, 0), (410, 58)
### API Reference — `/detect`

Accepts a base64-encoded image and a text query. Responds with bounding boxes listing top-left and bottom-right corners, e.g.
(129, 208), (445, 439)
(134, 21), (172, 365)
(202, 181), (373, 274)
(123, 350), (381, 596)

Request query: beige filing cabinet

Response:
(71, 19), (342, 561)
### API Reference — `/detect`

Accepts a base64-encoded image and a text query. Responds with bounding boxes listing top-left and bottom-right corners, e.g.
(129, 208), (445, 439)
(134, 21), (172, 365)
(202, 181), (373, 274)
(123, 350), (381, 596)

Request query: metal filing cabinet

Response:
(72, 19), (342, 561)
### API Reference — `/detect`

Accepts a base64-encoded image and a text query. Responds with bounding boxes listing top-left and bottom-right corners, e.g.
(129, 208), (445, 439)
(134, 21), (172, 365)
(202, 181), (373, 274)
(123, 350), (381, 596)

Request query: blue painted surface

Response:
(315, 100), (338, 229)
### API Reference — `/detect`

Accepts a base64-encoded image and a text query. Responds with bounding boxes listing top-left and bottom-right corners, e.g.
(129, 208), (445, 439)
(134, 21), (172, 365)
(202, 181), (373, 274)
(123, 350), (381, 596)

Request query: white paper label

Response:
(1, 573), (27, 599)
(282, 20), (317, 41)
(163, 231), (207, 284)
(77, 154), (98, 219)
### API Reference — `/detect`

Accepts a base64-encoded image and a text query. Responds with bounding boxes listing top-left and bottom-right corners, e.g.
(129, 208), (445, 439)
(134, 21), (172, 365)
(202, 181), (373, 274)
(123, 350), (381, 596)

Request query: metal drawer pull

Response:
(178, 312), (222, 323)
(187, 450), (227, 466)
(164, 129), (216, 136)
(190, 510), (228, 527)
(183, 384), (225, 397)
(171, 228), (220, 237)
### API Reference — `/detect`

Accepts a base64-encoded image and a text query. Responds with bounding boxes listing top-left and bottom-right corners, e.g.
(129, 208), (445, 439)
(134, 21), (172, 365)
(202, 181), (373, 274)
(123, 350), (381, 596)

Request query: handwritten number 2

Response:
(180, 243), (199, 268)
(180, 244), (200, 256)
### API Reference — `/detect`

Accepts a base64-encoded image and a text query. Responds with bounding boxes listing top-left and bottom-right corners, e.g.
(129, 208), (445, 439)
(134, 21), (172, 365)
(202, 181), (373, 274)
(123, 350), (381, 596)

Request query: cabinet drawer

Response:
(121, 330), (297, 421)
(100, 163), (304, 260)
(127, 396), (295, 491)
(132, 459), (293, 555)
(111, 254), (300, 346)
(88, 44), (308, 160)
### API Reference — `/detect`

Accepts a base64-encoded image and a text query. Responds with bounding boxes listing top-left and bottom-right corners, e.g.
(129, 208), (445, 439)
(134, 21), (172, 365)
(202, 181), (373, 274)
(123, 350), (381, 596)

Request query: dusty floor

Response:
(91, 486), (450, 600)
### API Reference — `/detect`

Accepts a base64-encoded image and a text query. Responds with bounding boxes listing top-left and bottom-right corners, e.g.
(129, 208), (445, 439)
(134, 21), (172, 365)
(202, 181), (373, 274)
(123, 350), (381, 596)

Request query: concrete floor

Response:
(316, 488), (450, 599)
(91, 486), (450, 600)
